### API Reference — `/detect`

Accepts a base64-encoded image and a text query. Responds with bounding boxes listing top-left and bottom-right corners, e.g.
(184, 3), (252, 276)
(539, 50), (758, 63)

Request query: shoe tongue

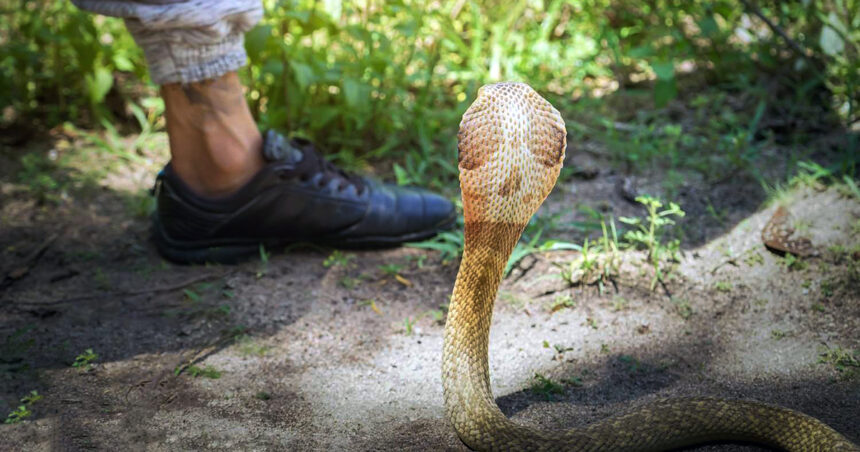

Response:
(263, 130), (304, 164)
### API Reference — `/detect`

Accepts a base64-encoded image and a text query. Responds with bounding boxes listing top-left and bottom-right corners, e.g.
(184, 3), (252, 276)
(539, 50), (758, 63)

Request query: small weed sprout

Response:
(378, 263), (404, 277)
(780, 253), (808, 271)
(548, 294), (576, 313)
(744, 252), (765, 266)
(235, 335), (271, 358)
(4, 391), (42, 424)
(558, 218), (620, 293)
(820, 279), (834, 298)
(339, 275), (365, 290)
(672, 297), (693, 319)
(403, 317), (416, 336)
(530, 373), (565, 401)
(256, 244), (270, 278)
(611, 296), (629, 312)
(72, 348), (98, 369)
(714, 281), (732, 292)
(425, 307), (447, 325)
(620, 195), (685, 290)
(818, 345), (859, 379)
(323, 250), (355, 269)
(187, 365), (222, 379)
(563, 375), (584, 387)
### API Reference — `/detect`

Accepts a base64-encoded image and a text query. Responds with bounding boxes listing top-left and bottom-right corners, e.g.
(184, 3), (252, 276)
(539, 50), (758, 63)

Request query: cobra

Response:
(441, 82), (858, 451)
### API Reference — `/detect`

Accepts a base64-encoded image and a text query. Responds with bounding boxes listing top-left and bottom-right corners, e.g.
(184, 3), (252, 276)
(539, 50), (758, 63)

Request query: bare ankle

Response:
(162, 72), (264, 197)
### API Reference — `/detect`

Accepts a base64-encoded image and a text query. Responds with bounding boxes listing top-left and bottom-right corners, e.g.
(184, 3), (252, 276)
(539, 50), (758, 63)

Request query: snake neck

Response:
(442, 221), (531, 448)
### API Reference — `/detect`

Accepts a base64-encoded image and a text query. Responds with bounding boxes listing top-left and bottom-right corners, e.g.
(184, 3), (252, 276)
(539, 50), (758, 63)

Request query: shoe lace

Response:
(300, 144), (366, 195)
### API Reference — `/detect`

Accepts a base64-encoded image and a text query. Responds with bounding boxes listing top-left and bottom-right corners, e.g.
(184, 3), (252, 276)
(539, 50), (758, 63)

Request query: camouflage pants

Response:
(72, 0), (262, 84)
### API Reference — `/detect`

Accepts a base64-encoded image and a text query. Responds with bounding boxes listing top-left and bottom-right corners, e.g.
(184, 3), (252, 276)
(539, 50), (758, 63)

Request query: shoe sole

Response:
(152, 214), (457, 265)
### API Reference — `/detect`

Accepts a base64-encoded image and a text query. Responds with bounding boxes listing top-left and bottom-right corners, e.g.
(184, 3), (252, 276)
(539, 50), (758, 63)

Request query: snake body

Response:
(441, 82), (857, 451)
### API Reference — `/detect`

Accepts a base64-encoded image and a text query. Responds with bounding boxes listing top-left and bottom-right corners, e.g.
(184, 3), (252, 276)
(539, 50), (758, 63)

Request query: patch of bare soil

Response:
(1, 133), (858, 451)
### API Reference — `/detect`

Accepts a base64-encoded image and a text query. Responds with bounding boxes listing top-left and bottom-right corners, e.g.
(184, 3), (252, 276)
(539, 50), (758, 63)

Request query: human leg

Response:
(73, 0), (455, 263)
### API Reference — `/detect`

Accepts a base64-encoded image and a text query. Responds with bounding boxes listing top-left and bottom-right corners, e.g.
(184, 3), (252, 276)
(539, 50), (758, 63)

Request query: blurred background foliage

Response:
(1, 0), (857, 188)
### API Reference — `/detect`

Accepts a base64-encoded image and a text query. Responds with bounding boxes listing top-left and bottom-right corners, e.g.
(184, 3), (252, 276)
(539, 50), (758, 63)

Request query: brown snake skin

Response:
(441, 82), (858, 452)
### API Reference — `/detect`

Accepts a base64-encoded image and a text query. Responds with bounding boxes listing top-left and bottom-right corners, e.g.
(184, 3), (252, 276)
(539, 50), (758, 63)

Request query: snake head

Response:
(457, 82), (566, 225)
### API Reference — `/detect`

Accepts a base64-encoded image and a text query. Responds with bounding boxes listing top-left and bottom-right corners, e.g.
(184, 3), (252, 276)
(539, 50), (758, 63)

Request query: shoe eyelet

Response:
(299, 173), (310, 182)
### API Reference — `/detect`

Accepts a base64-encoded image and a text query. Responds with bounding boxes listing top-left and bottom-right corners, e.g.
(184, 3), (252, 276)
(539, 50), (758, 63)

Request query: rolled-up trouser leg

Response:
(71, 0), (262, 85)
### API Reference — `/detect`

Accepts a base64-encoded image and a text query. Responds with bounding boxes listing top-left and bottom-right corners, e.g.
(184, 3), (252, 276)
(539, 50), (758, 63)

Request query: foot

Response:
(152, 131), (457, 264)
(161, 72), (265, 197)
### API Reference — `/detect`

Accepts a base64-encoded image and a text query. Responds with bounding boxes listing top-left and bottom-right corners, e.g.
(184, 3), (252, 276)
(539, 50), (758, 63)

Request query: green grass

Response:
(323, 250), (355, 269)
(672, 297), (693, 320)
(403, 317), (416, 336)
(780, 254), (808, 271)
(71, 348), (98, 369)
(714, 281), (732, 293)
(818, 345), (860, 379)
(620, 195), (685, 291)
(187, 365), (222, 379)
(530, 373), (565, 401)
(235, 335), (272, 358)
(4, 391), (42, 424)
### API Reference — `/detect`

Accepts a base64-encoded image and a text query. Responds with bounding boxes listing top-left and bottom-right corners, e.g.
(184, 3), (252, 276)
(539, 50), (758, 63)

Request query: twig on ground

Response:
(9, 271), (235, 308)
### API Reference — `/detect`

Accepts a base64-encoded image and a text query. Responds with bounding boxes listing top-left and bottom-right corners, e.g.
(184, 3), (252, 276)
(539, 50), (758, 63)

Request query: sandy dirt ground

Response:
(1, 132), (858, 451)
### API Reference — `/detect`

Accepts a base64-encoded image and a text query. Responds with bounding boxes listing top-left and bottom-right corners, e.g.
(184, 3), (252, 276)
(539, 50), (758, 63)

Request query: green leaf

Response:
(654, 78), (677, 108)
(819, 13), (845, 57)
(112, 53), (134, 71)
(262, 60), (284, 77)
(84, 67), (113, 104)
(289, 61), (315, 90)
(245, 25), (272, 62)
(651, 61), (674, 80)
(342, 78), (363, 109)
(697, 15), (718, 37)
(393, 163), (412, 186)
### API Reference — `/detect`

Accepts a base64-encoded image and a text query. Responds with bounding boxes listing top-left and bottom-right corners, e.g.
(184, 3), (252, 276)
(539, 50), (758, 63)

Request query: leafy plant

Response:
(187, 365), (222, 379)
(548, 294), (576, 313)
(818, 345), (860, 379)
(408, 230), (464, 264)
(378, 263), (405, 277)
(672, 297), (693, 320)
(403, 317), (416, 336)
(714, 281), (732, 293)
(530, 373), (565, 401)
(323, 250), (355, 268)
(71, 348), (98, 369)
(4, 391), (42, 424)
(620, 195), (685, 290)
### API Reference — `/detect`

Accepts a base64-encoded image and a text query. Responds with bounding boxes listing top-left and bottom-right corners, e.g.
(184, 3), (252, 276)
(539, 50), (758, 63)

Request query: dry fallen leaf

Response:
(394, 274), (413, 287)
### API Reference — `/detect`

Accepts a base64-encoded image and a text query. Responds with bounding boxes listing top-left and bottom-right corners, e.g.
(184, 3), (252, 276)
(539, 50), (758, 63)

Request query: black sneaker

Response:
(151, 130), (456, 264)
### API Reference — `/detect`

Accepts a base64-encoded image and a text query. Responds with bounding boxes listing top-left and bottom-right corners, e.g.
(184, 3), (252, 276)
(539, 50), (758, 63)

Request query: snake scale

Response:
(441, 82), (858, 451)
